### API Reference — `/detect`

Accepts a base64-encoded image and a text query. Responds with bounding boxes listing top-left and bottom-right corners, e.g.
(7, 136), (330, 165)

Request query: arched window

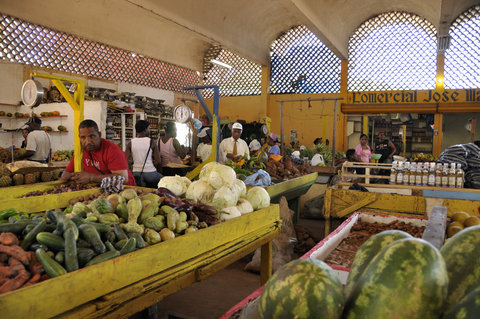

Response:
(348, 11), (437, 91)
(445, 5), (480, 89)
(270, 25), (340, 94)
(0, 14), (198, 93)
(202, 46), (262, 98)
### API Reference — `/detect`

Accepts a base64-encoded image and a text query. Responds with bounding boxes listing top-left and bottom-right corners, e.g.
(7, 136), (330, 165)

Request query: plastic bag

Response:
(244, 169), (271, 187)
(311, 154), (325, 166)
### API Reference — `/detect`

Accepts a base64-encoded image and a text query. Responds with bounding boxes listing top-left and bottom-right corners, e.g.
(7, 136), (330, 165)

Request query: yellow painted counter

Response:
(0, 204), (280, 318)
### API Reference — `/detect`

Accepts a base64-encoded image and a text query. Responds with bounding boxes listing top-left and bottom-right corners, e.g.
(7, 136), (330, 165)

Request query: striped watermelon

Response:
(344, 230), (412, 297)
(440, 225), (480, 310)
(343, 238), (448, 319)
(257, 258), (344, 319)
(443, 285), (480, 319)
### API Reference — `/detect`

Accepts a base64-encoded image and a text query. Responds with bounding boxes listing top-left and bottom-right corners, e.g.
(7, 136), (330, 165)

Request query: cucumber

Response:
(79, 224), (106, 254)
(36, 232), (65, 251)
(30, 243), (48, 251)
(23, 223), (36, 234)
(45, 210), (57, 223)
(85, 250), (120, 266)
(46, 251), (55, 258)
(105, 241), (117, 252)
(128, 232), (146, 249)
(114, 224), (128, 241)
(64, 227), (79, 272)
(77, 238), (92, 248)
(0, 222), (31, 234)
(35, 248), (67, 277)
(86, 222), (111, 233)
(70, 214), (85, 226)
(63, 219), (79, 240)
(55, 251), (65, 264)
(44, 224), (56, 232)
(77, 248), (96, 267)
(21, 219), (46, 250)
(119, 237), (136, 255)
(103, 230), (116, 243)
(114, 239), (127, 250)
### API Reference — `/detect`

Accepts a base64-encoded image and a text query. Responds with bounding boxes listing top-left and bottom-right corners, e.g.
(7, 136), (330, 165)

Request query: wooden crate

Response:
(341, 161), (392, 184)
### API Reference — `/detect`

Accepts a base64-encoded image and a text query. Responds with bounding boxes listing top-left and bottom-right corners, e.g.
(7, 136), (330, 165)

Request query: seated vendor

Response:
(249, 139), (262, 157)
(60, 119), (135, 185)
(266, 133), (280, 156)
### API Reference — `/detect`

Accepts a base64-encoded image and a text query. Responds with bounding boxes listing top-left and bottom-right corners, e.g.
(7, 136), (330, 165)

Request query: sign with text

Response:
(348, 89), (480, 104)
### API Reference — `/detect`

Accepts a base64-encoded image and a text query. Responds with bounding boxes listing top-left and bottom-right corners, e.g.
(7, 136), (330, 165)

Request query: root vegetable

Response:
(0, 245), (30, 265)
(0, 233), (19, 246)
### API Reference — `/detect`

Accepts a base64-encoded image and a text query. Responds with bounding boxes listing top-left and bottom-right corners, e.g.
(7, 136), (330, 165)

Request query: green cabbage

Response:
(211, 185), (239, 211)
(234, 179), (247, 197)
(157, 175), (191, 196)
(185, 180), (215, 204)
(236, 198), (254, 214)
(246, 187), (270, 210)
(220, 206), (242, 221)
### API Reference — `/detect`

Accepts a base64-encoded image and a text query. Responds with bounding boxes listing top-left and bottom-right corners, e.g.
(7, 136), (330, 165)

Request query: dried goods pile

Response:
(437, 142), (480, 188)
(22, 183), (95, 198)
(263, 158), (311, 180)
(0, 162), (61, 187)
(324, 220), (425, 269)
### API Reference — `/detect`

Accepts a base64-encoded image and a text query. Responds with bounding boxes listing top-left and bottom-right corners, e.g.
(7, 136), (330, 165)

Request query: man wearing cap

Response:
(266, 132), (280, 156)
(15, 116), (51, 163)
(219, 122), (249, 163)
(196, 127), (212, 162)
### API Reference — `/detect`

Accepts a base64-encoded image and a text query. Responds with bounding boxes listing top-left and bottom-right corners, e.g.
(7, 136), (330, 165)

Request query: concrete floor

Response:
(151, 217), (336, 319)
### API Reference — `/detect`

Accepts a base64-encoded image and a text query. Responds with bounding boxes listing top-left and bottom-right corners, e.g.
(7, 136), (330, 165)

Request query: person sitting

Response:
(61, 119), (135, 185)
(125, 120), (162, 188)
(266, 132), (281, 156)
(158, 121), (186, 176)
(15, 117), (51, 163)
(249, 139), (262, 157)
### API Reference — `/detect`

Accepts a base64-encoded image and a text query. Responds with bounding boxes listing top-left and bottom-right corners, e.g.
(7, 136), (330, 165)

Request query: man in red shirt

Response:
(60, 119), (135, 185)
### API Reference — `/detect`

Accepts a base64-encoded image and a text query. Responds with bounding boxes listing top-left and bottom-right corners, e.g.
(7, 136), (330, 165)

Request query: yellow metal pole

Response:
(31, 72), (84, 172)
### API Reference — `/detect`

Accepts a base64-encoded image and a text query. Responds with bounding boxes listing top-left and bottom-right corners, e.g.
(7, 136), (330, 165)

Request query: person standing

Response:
(15, 117), (51, 163)
(20, 128), (29, 148)
(158, 121), (185, 176)
(219, 122), (249, 163)
(60, 119), (135, 185)
(196, 127), (213, 162)
(125, 120), (162, 188)
(355, 133), (372, 163)
(374, 131), (397, 163)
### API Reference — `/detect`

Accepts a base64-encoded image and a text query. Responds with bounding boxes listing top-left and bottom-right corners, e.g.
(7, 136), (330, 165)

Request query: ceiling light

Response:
(210, 59), (232, 69)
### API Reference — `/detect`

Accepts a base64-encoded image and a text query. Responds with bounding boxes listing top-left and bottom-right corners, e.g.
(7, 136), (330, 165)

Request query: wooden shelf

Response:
(0, 115), (67, 119)
(0, 102), (21, 107)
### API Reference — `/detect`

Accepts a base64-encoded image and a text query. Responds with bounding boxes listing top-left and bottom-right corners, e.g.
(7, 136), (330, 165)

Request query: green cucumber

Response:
(119, 237), (136, 255)
(55, 251), (65, 264)
(30, 243), (48, 251)
(103, 230), (116, 243)
(44, 224), (56, 232)
(128, 232), (146, 249)
(79, 224), (106, 254)
(64, 227), (79, 272)
(77, 248), (96, 267)
(85, 250), (120, 266)
(0, 222), (31, 234)
(105, 241), (117, 252)
(46, 210), (57, 223)
(0, 208), (17, 220)
(36, 232), (65, 251)
(21, 219), (47, 250)
(114, 224), (128, 241)
(86, 222), (111, 233)
(35, 248), (67, 278)
(77, 238), (92, 248)
(114, 239), (127, 250)
(70, 214), (86, 226)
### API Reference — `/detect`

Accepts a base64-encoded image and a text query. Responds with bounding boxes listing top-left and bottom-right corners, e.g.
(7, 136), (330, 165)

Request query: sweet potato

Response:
(0, 245), (30, 265)
(28, 261), (43, 276)
(0, 253), (7, 264)
(0, 272), (29, 293)
(0, 266), (16, 277)
(0, 233), (19, 246)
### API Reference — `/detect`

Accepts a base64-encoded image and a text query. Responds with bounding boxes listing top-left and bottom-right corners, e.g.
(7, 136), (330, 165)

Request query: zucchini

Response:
(21, 219), (47, 250)
(114, 239), (127, 250)
(105, 241), (117, 252)
(128, 232), (146, 249)
(86, 222), (111, 233)
(77, 238), (92, 248)
(55, 251), (65, 264)
(79, 224), (106, 254)
(0, 222), (31, 234)
(114, 224), (128, 241)
(77, 248), (96, 267)
(36, 232), (65, 251)
(36, 248), (67, 277)
(64, 227), (79, 272)
(119, 237), (136, 255)
(85, 250), (120, 267)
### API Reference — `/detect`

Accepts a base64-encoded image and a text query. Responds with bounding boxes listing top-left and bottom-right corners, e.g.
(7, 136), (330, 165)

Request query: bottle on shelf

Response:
(427, 162), (435, 187)
(415, 162), (423, 186)
(435, 163), (442, 187)
(389, 161), (397, 184)
(441, 163), (449, 187)
(396, 161), (404, 185)
(409, 162), (417, 185)
(402, 162), (410, 185)
(421, 162), (429, 186)
(456, 164), (464, 188)
(448, 163), (456, 188)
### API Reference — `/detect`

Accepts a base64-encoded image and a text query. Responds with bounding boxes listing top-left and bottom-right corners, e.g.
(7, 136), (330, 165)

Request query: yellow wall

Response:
(204, 95), (266, 123)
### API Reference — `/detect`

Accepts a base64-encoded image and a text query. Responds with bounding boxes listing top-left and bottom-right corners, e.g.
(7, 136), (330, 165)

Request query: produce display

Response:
(446, 211), (480, 238)
(22, 184), (95, 198)
(437, 142), (480, 188)
(225, 153), (268, 177)
(0, 148), (27, 164)
(0, 162), (61, 187)
(263, 158), (311, 180)
(324, 219), (425, 269)
(411, 152), (437, 162)
(257, 225), (480, 319)
(51, 150), (73, 162)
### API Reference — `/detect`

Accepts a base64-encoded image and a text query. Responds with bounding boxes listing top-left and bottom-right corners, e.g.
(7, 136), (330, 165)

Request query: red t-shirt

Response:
(65, 138), (136, 186)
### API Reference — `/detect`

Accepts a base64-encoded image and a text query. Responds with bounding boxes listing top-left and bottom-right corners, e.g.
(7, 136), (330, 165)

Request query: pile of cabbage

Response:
(157, 162), (270, 221)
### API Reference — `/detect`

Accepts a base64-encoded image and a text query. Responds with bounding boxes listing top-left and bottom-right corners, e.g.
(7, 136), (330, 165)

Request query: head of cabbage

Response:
(185, 180), (215, 204)
(200, 162), (236, 189)
(236, 198), (254, 214)
(246, 187), (270, 210)
(234, 179), (246, 197)
(157, 175), (191, 197)
(211, 184), (240, 211)
(220, 206), (242, 221)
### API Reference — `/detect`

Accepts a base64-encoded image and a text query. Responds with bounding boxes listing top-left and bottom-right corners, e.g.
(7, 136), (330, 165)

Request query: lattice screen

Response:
(445, 5), (480, 89)
(202, 46), (262, 98)
(0, 14), (199, 93)
(270, 25), (340, 94)
(348, 11), (437, 91)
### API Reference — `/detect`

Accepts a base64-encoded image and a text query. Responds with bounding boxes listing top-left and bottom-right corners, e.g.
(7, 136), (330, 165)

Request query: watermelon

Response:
(343, 238), (448, 319)
(443, 285), (480, 319)
(344, 229), (412, 297)
(440, 225), (480, 311)
(257, 258), (344, 319)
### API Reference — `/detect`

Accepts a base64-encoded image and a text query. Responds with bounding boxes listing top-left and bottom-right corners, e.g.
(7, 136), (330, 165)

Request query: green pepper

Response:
(0, 208), (17, 220)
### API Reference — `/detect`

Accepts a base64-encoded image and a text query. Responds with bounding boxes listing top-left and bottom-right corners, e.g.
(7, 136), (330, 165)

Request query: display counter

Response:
(0, 202), (281, 318)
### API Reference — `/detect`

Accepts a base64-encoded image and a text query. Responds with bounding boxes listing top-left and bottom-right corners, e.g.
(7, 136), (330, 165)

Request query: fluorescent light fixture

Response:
(210, 59), (232, 69)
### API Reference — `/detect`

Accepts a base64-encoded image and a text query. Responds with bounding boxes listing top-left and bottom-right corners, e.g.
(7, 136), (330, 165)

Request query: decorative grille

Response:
(445, 5), (480, 89)
(0, 14), (199, 93)
(270, 25), (340, 94)
(202, 46), (262, 98)
(348, 11), (437, 91)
